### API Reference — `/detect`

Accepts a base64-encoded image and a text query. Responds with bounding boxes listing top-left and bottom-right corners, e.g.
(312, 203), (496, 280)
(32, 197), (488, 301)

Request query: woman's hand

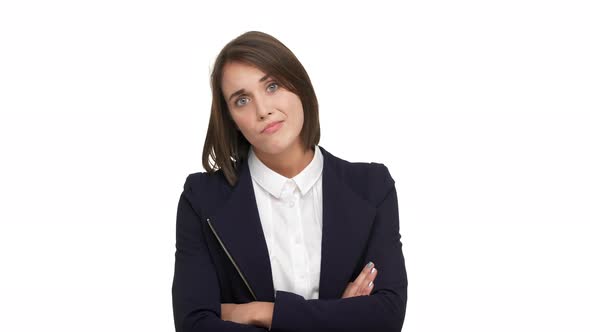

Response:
(341, 261), (378, 298)
(221, 302), (274, 328)
(221, 303), (256, 325)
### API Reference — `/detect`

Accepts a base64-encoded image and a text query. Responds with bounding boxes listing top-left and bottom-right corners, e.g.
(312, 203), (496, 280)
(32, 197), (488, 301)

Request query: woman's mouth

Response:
(261, 121), (284, 134)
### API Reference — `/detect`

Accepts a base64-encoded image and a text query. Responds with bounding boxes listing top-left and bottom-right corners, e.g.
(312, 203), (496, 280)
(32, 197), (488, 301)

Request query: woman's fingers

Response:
(341, 282), (356, 298)
(362, 267), (378, 295)
(356, 262), (377, 296)
(341, 261), (378, 298)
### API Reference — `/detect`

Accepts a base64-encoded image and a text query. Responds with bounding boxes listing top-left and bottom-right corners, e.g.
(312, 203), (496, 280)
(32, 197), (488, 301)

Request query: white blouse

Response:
(247, 144), (324, 300)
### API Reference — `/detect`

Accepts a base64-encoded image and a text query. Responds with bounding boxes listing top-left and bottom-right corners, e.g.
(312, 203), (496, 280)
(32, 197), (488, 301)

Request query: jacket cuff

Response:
(270, 290), (305, 331)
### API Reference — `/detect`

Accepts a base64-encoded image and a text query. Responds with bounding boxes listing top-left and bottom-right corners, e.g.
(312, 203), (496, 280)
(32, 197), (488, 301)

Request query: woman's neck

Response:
(253, 143), (315, 179)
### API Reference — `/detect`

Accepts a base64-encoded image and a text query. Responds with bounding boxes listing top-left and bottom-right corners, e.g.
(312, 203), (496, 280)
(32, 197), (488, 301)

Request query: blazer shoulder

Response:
(335, 156), (396, 206)
(179, 172), (206, 213)
(181, 169), (231, 212)
(364, 162), (396, 204)
(325, 148), (394, 184)
(368, 162), (395, 187)
(182, 171), (203, 193)
(182, 169), (227, 194)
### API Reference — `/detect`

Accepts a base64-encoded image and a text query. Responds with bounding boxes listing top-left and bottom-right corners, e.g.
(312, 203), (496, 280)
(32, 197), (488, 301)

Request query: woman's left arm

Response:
(270, 172), (407, 332)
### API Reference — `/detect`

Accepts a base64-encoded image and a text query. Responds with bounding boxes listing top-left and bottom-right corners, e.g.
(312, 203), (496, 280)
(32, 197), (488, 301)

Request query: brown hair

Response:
(202, 31), (320, 186)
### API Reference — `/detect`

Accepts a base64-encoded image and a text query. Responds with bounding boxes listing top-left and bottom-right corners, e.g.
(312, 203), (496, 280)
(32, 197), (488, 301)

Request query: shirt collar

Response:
(248, 144), (323, 199)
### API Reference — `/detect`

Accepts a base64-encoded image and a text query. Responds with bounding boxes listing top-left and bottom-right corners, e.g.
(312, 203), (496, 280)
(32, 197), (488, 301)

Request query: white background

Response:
(1, 1), (589, 331)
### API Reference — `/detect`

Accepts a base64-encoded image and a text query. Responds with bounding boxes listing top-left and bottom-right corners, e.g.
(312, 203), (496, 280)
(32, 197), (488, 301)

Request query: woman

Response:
(172, 31), (408, 332)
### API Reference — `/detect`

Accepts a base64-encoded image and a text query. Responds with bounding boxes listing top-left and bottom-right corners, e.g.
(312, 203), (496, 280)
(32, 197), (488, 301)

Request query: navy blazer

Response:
(172, 145), (408, 332)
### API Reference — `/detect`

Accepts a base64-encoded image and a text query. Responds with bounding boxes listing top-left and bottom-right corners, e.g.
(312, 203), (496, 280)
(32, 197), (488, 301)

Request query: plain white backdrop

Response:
(1, 1), (589, 331)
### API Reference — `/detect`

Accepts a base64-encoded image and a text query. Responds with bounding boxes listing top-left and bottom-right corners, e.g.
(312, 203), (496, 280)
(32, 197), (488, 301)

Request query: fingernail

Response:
(366, 261), (374, 269)
(368, 281), (373, 288)
(370, 267), (376, 274)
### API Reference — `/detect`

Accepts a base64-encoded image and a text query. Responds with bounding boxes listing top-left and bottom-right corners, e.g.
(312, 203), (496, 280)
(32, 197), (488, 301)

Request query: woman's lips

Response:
(262, 121), (284, 134)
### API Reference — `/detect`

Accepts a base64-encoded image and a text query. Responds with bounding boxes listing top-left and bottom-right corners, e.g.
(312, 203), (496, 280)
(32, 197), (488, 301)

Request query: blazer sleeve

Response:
(269, 164), (408, 332)
(172, 174), (269, 332)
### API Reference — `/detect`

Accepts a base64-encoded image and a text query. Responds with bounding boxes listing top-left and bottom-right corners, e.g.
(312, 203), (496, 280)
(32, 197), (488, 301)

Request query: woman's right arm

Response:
(172, 175), (268, 332)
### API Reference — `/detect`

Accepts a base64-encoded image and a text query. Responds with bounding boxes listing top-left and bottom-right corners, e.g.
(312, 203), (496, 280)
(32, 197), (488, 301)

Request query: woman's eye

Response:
(236, 96), (248, 107)
(267, 82), (279, 92)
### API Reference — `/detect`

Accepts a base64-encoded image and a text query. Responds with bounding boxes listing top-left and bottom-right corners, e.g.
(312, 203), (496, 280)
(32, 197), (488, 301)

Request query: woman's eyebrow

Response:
(228, 74), (271, 101)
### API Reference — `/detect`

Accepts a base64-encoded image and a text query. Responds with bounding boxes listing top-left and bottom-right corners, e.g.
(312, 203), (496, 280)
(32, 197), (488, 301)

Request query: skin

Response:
(218, 61), (379, 328)
(221, 61), (313, 179)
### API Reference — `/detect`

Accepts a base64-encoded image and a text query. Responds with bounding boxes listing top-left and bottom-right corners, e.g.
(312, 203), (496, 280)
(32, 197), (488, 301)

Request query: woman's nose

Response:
(254, 96), (273, 118)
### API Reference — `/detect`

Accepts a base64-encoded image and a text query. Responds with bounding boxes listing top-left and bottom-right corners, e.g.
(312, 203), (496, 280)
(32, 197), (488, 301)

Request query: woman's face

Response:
(221, 61), (305, 156)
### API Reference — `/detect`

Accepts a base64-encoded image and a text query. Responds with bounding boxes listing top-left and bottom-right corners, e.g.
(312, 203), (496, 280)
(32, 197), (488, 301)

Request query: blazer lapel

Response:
(206, 161), (276, 302)
(318, 146), (377, 299)
(206, 145), (377, 302)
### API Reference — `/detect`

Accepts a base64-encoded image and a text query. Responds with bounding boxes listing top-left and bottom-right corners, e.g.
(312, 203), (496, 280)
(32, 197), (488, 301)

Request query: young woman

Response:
(172, 31), (408, 332)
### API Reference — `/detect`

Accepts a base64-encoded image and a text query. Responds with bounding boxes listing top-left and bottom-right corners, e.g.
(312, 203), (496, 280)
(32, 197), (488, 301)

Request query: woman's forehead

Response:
(222, 62), (267, 82)
(221, 62), (273, 97)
